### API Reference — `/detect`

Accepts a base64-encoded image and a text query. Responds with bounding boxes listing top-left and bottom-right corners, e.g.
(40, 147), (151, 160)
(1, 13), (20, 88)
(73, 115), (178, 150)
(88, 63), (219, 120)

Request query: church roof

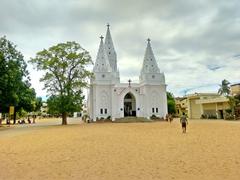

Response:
(141, 39), (160, 74)
(104, 24), (118, 71)
(93, 36), (112, 73)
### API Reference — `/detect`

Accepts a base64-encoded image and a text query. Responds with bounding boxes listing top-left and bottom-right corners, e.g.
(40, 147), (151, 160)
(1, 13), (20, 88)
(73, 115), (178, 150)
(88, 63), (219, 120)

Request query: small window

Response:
(109, 52), (111, 54)
(152, 75), (155, 79)
(100, 109), (103, 114)
(105, 109), (107, 114)
(152, 108), (154, 113)
(102, 74), (105, 78)
(156, 108), (158, 113)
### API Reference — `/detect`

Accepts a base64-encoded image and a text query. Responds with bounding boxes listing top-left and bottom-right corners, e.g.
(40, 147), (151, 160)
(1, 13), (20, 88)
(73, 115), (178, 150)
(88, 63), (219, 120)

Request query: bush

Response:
(150, 114), (157, 120)
(201, 114), (207, 119)
(225, 113), (235, 120)
(225, 109), (232, 114)
(208, 114), (217, 119)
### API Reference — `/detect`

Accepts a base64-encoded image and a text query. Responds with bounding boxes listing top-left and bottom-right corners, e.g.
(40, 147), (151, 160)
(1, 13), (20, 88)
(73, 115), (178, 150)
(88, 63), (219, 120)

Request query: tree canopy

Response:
(30, 41), (93, 125)
(167, 92), (176, 114)
(218, 79), (231, 96)
(0, 36), (36, 119)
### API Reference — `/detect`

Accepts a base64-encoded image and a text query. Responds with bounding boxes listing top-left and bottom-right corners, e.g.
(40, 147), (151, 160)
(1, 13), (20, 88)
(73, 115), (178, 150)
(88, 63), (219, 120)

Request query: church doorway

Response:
(124, 93), (136, 117)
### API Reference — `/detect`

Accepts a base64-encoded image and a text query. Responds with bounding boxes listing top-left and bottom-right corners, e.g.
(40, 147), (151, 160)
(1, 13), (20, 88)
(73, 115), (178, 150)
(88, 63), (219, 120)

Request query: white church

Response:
(88, 25), (167, 121)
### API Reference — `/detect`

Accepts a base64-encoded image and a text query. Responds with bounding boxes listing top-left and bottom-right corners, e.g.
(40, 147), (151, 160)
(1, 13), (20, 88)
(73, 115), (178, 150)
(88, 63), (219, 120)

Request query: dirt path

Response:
(1, 119), (240, 180)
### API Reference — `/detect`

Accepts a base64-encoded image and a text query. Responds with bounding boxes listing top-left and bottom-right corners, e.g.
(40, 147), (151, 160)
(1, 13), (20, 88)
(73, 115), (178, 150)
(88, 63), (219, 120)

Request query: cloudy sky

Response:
(1, 0), (240, 98)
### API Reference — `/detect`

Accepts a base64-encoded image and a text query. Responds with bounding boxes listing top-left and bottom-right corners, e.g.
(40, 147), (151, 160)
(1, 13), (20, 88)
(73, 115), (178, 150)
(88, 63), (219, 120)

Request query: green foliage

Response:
(30, 41), (93, 124)
(201, 114), (217, 119)
(218, 79), (238, 115)
(34, 97), (42, 112)
(0, 36), (36, 114)
(167, 92), (176, 114)
(218, 79), (230, 96)
(225, 109), (232, 114)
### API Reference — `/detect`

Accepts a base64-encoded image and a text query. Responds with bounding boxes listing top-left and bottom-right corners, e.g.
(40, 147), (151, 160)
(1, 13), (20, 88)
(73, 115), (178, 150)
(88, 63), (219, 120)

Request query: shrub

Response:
(201, 114), (207, 119)
(150, 114), (157, 120)
(225, 109), (232, 114)
(208, 114), (217, 119)
(225, 113), (235, 120)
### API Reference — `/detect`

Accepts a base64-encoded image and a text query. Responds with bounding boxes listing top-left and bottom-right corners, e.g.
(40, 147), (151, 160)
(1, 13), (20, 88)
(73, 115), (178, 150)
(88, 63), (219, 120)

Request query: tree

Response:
(218, 79), (231, 96)
(34, 97), (43, 112)
(30, 42), (93, 125)
(0, 36), (36, 122)
(167, 92), (176, 114)
(218, 79), (237, 116)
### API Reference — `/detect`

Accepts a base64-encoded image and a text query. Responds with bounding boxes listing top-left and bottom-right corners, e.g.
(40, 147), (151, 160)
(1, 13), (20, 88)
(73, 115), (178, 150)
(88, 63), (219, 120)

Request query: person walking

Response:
(180, 113), (188, 133)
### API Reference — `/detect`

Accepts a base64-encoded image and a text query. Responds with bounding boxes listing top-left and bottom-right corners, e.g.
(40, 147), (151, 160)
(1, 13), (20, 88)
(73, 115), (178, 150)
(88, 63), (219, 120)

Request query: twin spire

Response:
(94, 24), (160, 76)
(93, 24), (117, 73)
(93, 35), (111, 72)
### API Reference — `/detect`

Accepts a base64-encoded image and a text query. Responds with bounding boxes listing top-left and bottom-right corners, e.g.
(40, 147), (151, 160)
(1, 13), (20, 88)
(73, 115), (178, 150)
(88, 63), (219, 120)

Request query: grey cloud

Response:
(0, 0), (239, 97)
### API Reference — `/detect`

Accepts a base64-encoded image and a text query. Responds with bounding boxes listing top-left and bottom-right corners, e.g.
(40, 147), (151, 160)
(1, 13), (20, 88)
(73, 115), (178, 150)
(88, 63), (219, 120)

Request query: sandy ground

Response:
(1, 118), (240, 180)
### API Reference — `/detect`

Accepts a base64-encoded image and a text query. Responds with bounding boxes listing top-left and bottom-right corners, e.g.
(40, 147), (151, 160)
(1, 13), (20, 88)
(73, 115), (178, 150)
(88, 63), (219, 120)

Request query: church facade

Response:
(88, 25), (167, 121)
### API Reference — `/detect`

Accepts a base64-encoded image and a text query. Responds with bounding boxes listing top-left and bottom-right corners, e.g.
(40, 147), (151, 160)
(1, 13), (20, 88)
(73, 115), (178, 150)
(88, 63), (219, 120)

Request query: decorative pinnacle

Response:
(100, 35), (104, 40)
(107, 23), (110, 28)
(128, 79), (132, 87)
(147, 38), (151, 43)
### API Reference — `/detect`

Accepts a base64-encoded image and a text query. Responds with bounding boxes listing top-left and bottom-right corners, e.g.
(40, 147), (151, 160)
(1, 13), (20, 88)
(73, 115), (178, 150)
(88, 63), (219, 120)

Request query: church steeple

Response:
(141, 38), (160, 74)
(93, 35), (112, 73)
(104, 24), (117, 71)
(140, 39), (165, 84)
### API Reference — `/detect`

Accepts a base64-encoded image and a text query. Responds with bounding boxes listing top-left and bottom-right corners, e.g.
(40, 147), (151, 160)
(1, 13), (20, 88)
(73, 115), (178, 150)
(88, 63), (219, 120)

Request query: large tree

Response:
(30, 42), (92, 125)
(0, 36), (36, 122)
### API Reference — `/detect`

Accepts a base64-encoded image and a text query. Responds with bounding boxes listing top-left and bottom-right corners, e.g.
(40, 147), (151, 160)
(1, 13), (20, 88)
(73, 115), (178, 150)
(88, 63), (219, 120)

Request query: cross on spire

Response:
(147, 38), (151, 43)
(128, 79), (132, 87)
(100, 35), (104, 40)
(107, 23), (110, 28)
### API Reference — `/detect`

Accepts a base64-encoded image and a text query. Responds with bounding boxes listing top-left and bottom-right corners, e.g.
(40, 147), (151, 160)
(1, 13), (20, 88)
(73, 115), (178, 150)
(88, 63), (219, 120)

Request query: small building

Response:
(187, 93), (230, 119)
(40, 102), (48, 116)
(175, 97), (188, 117)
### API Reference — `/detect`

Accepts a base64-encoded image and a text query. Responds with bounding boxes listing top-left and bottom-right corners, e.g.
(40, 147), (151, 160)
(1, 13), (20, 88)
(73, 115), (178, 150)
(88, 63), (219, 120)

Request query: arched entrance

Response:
(124, 93), (136, 117)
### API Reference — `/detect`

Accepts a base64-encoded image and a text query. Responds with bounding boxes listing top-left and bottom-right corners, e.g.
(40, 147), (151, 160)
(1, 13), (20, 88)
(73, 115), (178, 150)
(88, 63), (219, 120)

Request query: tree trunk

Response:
(13, 111), (17, 124)
(62, 112), (67, 125)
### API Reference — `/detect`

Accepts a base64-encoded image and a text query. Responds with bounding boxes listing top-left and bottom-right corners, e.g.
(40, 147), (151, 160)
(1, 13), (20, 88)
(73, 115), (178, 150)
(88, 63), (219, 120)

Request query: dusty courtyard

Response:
(0, 119), (240, 180)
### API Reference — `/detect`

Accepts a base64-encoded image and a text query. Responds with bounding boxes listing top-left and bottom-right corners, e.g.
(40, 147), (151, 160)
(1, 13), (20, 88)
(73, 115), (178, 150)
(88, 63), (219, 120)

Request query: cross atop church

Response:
(147, 38), (151, 43)
(100, 35), (104, 40)
(107, 23), (110, 28)
(128, 79), (132, 87)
